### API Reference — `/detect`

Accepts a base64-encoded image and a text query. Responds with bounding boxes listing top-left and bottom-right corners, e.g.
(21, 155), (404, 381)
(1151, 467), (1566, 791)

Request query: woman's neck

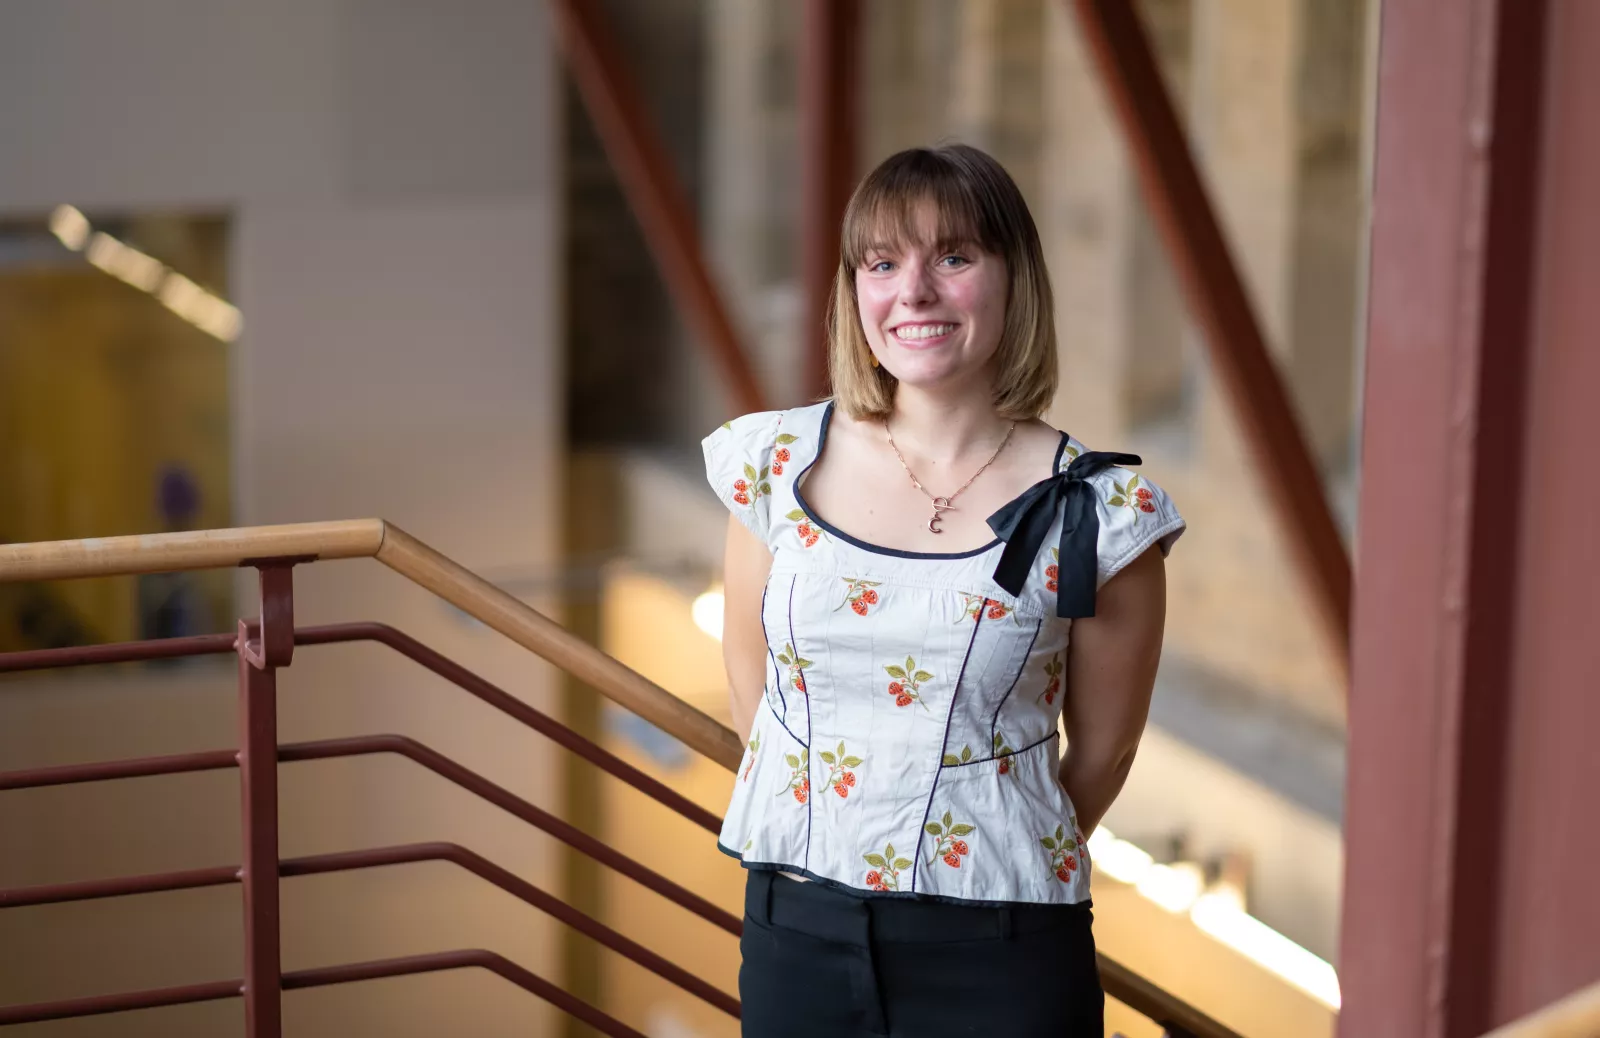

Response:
(883, 381), (1014, 463)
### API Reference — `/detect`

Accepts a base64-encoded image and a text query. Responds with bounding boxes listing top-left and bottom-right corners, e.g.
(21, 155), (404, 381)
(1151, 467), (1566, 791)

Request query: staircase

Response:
(3, 521), (1592, 1037)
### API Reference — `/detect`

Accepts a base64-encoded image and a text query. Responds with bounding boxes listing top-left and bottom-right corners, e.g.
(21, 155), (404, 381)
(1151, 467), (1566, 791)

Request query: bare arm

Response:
(1057, 545), (1168, 838)
(721, 514), (774, 740)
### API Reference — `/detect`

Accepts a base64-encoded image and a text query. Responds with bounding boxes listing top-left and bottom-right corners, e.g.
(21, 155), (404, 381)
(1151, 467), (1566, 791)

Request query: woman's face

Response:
(855, 202), (1008, 392)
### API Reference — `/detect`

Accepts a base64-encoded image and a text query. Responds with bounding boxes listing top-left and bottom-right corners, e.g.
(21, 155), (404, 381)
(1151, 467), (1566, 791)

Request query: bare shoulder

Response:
(993, 418), (1067, 486)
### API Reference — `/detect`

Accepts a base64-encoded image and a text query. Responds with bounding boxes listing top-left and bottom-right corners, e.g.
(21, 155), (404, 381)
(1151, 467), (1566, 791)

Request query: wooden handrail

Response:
(0, 520), (741, 770)
(0, 520), (1244, 1038)
(0, 519), (387, 581)
(1478, 979), (1600, 1038)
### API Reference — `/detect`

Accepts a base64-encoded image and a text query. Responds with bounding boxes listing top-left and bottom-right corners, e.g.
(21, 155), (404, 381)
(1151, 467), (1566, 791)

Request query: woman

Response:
(702, 144), (1184, 1037)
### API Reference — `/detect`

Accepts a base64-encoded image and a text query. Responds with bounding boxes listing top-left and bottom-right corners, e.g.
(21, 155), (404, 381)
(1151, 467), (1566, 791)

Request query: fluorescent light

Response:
(691, 589), (724, 641)
(54, 206), (243, 343)
(86, 232), (165, 291)
(1136, 861), (1204, 913)
(1090, 831), (1154, 884)
(50, 205), (90, 250)
(1190, 893), (1342, 1009)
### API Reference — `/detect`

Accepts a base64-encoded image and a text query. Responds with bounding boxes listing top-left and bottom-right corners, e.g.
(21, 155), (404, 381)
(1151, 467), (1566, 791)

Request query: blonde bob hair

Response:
(827, 144), (1058, 420)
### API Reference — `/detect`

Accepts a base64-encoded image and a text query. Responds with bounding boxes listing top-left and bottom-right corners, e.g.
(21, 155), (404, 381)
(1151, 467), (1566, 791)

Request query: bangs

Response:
(840, 151), (1008, 268)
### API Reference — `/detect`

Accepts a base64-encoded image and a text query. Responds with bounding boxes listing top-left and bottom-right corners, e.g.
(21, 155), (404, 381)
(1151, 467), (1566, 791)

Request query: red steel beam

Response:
(1339, 1), (1552, 1035)
(548, 0), (766, 414)
(799, 0), (862, 399)
(1067, 0), (1352, 669)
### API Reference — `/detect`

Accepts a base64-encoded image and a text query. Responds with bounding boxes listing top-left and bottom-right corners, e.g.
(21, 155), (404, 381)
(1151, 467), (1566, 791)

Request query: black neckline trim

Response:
(791, 399), (1073, 561)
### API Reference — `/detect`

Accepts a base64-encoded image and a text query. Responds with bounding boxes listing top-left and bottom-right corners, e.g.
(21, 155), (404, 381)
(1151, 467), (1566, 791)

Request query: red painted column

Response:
(1339, 1), (1586, 1035)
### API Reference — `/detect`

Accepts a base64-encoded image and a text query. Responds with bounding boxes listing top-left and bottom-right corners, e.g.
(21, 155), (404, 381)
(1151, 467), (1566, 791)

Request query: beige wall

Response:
(0, 2), (564, 1035)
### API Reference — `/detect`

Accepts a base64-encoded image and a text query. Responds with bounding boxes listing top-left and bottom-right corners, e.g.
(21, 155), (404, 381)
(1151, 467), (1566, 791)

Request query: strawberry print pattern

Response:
(742, 730), (760, 783)
(1041, 817), (1086, 882)
(1108, 473), (1156, 516)
(836, 577), (882, 616)
(1045, 546), (1060, 593)
(863, 842), (912, 891)
(959, 593), (1011, 623)
(769, 433), (799, 476)
(993, 732), (1018, 776)
(884, 655), (933, 709)
(925, 810), (976, 869)
(732, 461), (772, 508)
(1038, 654), (1064, 706)
(818, 740), (863, 798)
(777, 748), (810, 804)
(783, 508), (826, 548)
(775, 643), (813, 695)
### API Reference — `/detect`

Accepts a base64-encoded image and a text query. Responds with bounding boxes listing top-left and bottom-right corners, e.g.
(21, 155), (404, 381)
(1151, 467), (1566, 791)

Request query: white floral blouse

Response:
(703, 399), (1186, 906)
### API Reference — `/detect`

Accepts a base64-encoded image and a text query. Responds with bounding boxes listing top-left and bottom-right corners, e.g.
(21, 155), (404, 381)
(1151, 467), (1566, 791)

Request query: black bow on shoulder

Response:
(985, 450), (1143, 619)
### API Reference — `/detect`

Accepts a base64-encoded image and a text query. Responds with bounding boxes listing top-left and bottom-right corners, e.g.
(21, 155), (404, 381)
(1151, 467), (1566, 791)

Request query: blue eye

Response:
(939, 254), (970, 268)
(867, 260), (894, 273)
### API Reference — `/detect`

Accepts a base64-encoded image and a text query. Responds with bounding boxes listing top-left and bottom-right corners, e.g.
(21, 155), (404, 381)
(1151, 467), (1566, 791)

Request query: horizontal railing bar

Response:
(0, 978), (241, 1025)
(1, 735), (737, 934)
(0, 622), (722, 835)
(0, 865), (239, 909)
(0, 632), (237, 673)
(278, 734), (742, 937)
(282, 949), (648, 1038)
(0, 749), (237, 792)
(298, 622), (723, 834)
(0, 842), (737, 1018)
(0, 950), (649, 1034)
(281, 842), (738, 1017)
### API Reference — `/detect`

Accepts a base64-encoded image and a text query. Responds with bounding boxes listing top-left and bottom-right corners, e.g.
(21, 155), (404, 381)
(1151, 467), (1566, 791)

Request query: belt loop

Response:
(747, 870), (774, 928)
(997, 906), (1013, 939)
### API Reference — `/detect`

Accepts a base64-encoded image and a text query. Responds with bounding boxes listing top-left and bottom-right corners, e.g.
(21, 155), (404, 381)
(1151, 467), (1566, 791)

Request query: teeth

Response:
(895, 324), (955, 340)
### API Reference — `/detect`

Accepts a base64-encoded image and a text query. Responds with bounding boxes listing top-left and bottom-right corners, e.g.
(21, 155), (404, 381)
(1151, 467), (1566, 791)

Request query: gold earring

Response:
(870, 353), (880, 369)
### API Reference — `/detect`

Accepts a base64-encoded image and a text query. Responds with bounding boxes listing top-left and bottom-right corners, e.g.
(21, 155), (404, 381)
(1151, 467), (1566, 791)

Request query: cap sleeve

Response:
(1091, 466), (1186, 587)
(701, 410), (788, 543)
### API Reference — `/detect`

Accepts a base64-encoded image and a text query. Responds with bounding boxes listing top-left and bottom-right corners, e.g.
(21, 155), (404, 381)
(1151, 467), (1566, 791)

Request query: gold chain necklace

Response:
(885, 418), (1018, 533)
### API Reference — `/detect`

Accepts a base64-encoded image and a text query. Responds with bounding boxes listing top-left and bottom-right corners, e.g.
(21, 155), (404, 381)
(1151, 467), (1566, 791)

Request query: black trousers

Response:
(738, 870), (1104, 1037)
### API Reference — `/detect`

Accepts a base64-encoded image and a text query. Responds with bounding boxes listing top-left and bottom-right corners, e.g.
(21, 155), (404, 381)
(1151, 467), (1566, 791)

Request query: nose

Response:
(897, 262), (937, 308)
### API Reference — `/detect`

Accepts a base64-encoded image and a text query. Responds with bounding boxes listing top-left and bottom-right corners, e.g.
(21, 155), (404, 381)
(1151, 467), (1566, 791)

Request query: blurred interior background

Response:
(0, 1), (1476, 1036)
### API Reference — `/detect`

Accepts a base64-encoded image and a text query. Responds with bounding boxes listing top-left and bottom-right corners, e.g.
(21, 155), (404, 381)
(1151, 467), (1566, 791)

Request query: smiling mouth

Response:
(892, 323), (958, 342)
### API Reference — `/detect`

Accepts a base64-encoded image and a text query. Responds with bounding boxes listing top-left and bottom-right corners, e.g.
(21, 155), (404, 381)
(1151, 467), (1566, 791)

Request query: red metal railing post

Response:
(236, 561), (297, 1038)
